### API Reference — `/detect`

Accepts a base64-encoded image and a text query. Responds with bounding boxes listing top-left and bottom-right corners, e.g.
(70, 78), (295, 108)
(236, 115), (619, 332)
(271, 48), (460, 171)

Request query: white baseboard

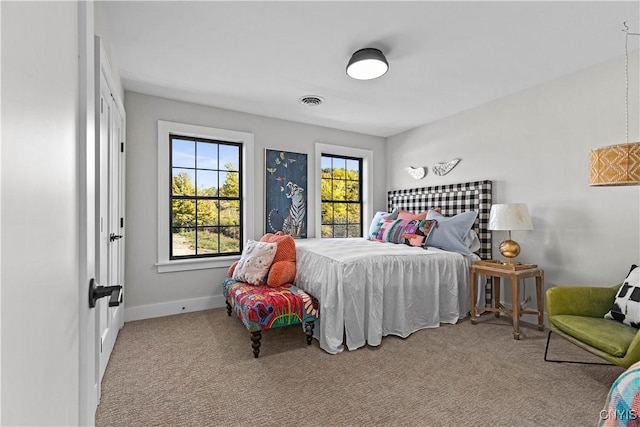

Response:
(124, 295), (227, 322)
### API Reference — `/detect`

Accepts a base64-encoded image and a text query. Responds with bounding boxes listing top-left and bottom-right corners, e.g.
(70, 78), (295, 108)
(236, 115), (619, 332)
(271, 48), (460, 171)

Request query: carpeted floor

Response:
(96, 308), (622, 427)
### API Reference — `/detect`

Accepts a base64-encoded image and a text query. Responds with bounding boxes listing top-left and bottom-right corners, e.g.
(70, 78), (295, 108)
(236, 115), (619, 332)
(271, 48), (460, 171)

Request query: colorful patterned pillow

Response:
(605, 265), (640, 328)
(403, 219), (437, 247)
(374, 218), (435, 245)
(374, 218), (399, 242)
(388, 219), (421, 243)
(367, 208), (399, 240)
(232, 240), (278, 285)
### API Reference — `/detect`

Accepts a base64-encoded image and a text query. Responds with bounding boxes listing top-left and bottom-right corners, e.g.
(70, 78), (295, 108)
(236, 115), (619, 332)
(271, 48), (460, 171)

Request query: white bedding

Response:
(294, 238), (479, 354)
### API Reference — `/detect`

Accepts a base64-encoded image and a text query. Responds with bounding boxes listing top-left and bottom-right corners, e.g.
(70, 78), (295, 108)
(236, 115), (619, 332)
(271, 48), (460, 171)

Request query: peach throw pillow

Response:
(260, 232), (297, 287)
(397, 209), (428, 220)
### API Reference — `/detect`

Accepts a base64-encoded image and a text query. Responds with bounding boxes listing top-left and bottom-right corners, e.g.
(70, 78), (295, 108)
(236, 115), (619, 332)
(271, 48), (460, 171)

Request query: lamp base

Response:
(499, 239), (521, 263)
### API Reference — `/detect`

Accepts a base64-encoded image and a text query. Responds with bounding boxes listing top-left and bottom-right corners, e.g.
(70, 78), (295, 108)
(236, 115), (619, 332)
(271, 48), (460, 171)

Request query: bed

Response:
(294, 180), (493, 354)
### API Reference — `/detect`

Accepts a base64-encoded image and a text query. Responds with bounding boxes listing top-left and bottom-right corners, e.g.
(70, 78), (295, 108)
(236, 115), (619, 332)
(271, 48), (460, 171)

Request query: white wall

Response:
(123, 92), (385, 319)
(1, 2), (81, 425)
(387, 52), (640, 299)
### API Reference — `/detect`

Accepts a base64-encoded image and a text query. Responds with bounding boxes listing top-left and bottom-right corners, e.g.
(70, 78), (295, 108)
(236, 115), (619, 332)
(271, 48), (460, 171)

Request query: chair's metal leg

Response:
(543, 331), (554, 361)
(544, 330), (614, 366)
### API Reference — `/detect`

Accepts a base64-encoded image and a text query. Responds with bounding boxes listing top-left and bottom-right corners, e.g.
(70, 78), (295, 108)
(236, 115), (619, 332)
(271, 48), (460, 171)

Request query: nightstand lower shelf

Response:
(469, 262), (545, 339)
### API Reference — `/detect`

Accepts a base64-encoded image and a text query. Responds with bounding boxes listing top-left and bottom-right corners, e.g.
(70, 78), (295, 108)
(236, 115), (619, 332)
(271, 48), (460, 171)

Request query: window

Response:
(314, 143), (373, 239)
(320, 154), (363, 238)
(158, 121), (254, 273)
(170, 135), (242, 259)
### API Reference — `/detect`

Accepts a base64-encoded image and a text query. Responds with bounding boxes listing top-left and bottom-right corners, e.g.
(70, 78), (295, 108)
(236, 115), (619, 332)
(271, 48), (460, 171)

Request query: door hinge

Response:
(120, 217), (124, 228)
(100, 337), (103, 354)
(120, 142), (124, 153)
(100, 98), (103, 114)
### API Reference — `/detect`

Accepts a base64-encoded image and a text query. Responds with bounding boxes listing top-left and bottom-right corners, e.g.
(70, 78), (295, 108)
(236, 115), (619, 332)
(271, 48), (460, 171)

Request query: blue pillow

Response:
(367, 208), (398, 240)
(425, 210), (478, 255)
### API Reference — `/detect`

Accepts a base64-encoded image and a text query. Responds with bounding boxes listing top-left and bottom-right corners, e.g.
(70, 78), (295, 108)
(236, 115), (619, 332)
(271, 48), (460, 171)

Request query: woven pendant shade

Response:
(589, 142), (640, 186)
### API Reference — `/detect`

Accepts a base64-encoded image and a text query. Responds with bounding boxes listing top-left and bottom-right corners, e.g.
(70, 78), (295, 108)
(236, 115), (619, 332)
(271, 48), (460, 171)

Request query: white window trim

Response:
(157, 120), (254, 273)
(314, 142), (373, 238)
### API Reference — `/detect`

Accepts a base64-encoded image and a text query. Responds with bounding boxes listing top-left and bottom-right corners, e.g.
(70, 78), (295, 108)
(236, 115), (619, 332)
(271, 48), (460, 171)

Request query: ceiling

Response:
(100, 1), (640, 138)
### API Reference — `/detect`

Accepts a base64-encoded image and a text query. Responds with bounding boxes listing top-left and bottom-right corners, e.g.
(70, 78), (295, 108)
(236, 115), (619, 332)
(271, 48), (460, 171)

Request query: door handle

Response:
(89, 278), (122, 308)
(109, 233), (123, 242)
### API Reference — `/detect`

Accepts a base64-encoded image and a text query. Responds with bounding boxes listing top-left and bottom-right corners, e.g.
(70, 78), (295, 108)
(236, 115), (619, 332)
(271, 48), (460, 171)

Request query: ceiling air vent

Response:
(298, 95), (324, 107)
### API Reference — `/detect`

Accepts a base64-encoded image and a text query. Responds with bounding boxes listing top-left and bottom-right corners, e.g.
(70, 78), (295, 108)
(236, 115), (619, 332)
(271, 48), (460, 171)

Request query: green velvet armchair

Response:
(545, 285), (640, 368)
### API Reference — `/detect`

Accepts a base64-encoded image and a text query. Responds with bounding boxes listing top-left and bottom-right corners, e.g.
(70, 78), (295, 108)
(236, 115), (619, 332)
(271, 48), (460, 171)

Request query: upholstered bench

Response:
(223, 277), (319, 358)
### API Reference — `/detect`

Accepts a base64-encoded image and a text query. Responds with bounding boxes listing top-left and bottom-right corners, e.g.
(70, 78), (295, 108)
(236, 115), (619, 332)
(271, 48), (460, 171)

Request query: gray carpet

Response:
(96, 308), (623, 427)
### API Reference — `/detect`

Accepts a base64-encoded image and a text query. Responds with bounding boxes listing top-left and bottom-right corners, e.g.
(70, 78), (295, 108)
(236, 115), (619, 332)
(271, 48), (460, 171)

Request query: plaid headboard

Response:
(387, 180), (493, 260)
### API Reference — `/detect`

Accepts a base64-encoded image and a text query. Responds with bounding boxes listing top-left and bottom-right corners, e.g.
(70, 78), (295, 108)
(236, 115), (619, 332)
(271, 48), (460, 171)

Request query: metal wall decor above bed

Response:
(387, 180), (493, 304)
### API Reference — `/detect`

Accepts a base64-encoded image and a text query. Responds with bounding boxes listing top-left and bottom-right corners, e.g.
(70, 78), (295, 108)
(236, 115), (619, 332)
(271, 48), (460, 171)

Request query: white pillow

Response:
(232, 240), (278, 285)
(605, 265), (640, 327)
(464, 230), (481, 252)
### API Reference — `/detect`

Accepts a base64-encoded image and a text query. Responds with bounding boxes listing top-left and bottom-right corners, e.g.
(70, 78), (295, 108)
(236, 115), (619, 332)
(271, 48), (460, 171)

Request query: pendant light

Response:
(589, 23), (640, 186)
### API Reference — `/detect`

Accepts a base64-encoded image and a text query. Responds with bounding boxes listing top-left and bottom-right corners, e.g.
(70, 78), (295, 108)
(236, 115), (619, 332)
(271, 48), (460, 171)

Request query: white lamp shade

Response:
(488, 203), (533, 231)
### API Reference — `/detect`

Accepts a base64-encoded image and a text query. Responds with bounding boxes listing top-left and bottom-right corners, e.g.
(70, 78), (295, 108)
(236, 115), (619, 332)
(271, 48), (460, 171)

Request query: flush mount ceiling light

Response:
(346, 48), (389, 80)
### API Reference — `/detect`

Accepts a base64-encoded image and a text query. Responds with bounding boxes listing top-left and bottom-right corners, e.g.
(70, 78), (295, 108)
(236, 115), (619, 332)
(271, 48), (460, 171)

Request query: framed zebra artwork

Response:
(265, 149), (308, 238)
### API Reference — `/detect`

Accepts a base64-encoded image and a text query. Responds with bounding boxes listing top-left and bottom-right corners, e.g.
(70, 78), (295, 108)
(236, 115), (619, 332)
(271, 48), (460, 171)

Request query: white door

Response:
(96, 39), (126, 388)
(78, 6), (98, 424)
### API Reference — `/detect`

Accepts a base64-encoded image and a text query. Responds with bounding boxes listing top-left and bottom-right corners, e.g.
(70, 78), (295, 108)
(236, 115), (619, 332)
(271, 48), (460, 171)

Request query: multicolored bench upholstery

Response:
(599, 360), (640, 426)
(223, 277), (319, 358)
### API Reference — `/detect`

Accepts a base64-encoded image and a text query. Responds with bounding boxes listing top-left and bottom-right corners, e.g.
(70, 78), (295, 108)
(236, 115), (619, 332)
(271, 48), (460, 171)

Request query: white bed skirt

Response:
(294, 238), (478, 354)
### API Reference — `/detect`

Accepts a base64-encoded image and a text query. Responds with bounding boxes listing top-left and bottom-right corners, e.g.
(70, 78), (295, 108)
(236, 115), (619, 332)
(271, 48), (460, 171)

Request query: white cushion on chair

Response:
(605, 265), (640, 328)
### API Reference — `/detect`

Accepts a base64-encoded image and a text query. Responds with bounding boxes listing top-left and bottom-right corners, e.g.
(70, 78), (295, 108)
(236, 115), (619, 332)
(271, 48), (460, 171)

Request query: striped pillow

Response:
(375, 219), (423, 244)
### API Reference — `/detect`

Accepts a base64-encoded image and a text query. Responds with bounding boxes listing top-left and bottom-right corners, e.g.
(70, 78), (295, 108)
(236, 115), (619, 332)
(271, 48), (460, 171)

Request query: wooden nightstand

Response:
(469, 261), (544, 339)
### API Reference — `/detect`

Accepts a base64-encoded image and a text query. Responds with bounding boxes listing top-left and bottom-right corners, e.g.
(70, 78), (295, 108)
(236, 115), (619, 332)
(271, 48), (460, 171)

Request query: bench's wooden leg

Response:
(251, 331), (262, 358)
(304, 321), (314, 345)
(225, 300), (232, 316)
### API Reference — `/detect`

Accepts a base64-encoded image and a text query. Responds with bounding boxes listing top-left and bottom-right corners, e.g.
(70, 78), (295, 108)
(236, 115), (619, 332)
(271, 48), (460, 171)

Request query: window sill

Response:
(156, 255), (240, 273)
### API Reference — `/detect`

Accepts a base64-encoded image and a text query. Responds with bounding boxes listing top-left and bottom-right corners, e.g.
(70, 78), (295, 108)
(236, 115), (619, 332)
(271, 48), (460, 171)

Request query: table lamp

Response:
(488, 203), (533, 264)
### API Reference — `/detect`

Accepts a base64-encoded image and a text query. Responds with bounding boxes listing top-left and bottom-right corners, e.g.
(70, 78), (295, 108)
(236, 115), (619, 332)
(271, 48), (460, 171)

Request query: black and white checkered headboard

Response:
(387, 180), (493, 260)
